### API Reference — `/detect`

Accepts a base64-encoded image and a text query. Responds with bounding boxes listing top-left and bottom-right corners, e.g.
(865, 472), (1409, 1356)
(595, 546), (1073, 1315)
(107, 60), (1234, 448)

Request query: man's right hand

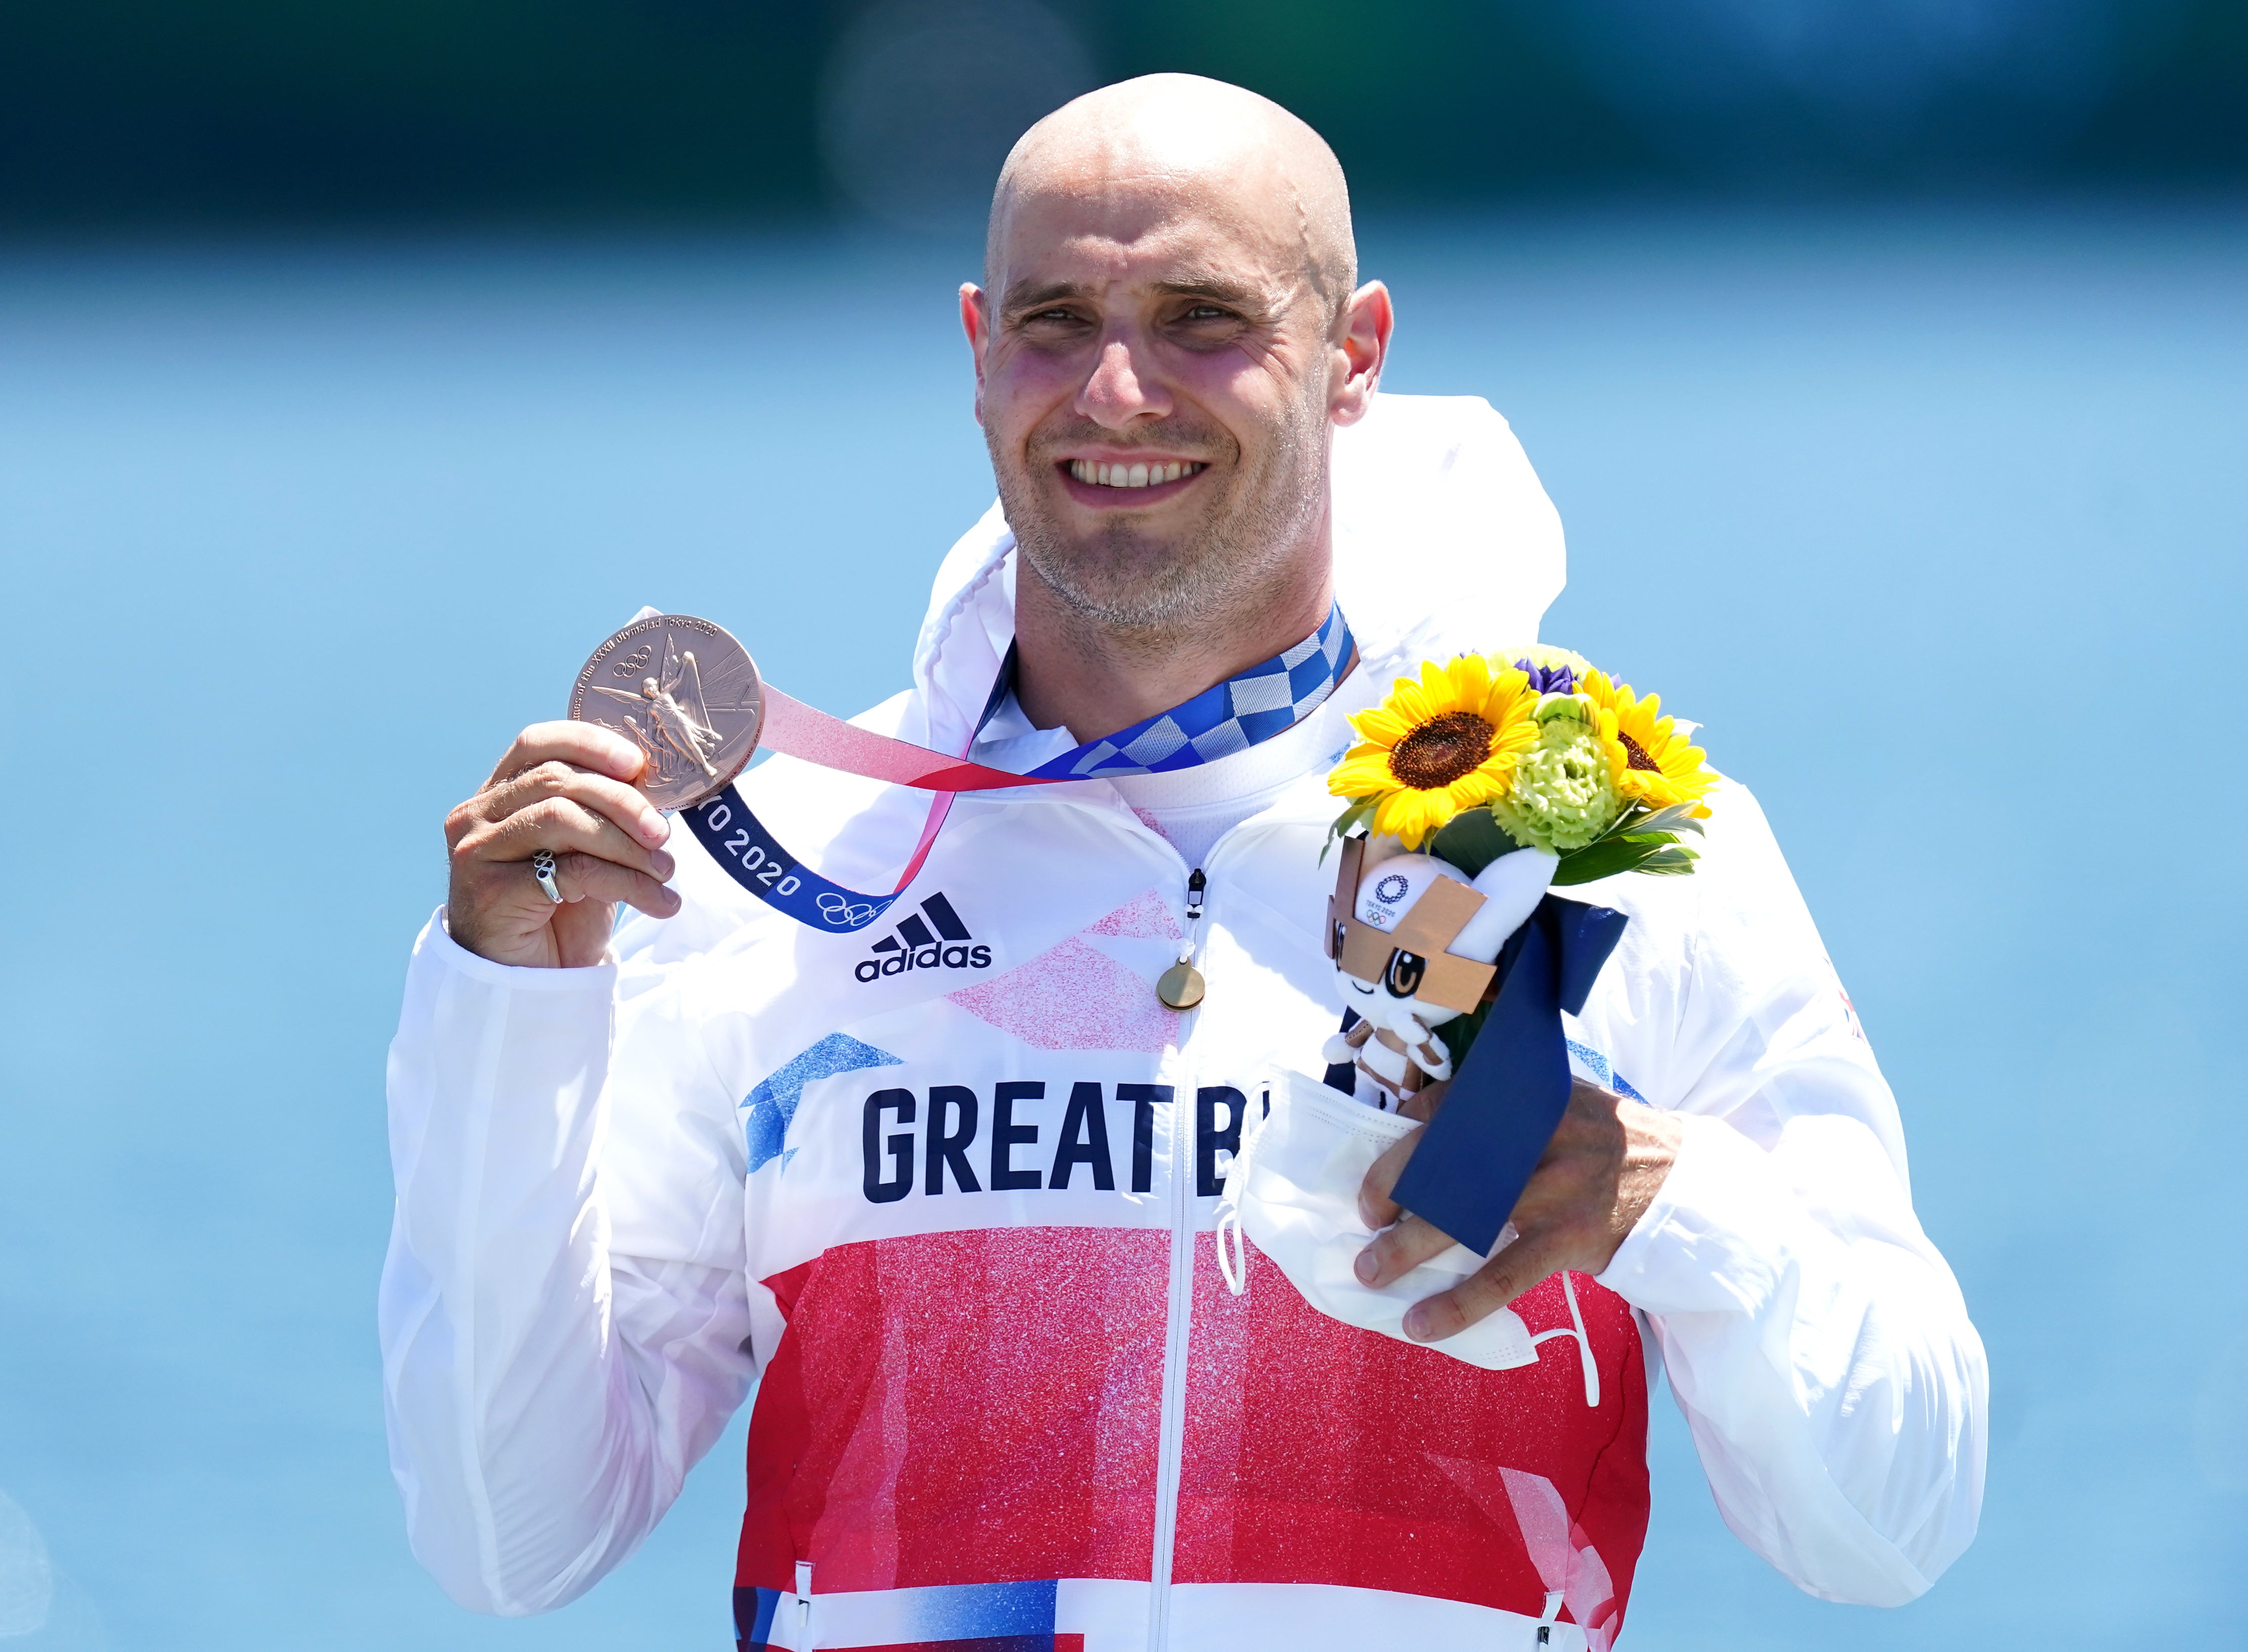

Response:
(444, 722), (682, 969)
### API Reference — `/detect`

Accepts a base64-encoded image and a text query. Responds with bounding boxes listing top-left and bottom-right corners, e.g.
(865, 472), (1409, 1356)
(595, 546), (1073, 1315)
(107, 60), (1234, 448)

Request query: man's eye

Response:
(1182, 305), (1233, 322)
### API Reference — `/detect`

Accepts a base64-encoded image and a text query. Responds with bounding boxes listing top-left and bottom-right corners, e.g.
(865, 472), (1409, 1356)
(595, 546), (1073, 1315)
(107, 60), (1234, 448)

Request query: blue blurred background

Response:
(2, 4), (2245, 1649)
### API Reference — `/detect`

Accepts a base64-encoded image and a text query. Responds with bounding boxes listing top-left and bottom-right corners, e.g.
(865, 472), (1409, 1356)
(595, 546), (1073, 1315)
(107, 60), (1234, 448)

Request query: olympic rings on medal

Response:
(816, 892), (880, 928)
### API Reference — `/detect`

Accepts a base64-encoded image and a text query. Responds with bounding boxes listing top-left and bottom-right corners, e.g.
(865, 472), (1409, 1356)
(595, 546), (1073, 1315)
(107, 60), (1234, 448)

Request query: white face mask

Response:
(1215, 1069), (1600, 1403)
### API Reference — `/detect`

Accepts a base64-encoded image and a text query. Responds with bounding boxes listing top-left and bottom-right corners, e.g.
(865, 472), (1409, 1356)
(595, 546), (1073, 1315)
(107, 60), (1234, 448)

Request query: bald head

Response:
(989, 74), (1356, 332)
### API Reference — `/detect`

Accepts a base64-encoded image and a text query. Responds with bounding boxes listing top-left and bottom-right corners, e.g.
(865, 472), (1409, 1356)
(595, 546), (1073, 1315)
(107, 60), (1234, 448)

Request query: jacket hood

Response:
(905, 392), (1566, 758)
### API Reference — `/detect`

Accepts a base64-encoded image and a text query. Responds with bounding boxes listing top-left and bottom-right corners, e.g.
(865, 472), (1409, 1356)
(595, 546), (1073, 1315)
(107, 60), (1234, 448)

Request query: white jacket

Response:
(380, 395), (1986, 1652)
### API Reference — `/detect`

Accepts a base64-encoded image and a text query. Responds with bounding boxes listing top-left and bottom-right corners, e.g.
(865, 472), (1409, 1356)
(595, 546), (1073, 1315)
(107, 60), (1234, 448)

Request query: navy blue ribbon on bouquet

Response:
(1389, 894), (1632, 1258)
(685, 603), (1356, 932)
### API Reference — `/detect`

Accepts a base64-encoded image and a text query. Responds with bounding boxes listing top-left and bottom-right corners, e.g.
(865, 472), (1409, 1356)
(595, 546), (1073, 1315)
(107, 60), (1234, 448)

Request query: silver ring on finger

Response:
(530, 848), (564, 905)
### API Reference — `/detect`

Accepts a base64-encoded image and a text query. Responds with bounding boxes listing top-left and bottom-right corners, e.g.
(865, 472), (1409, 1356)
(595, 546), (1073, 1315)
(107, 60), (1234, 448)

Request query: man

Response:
(383, 75), (1986, 1649)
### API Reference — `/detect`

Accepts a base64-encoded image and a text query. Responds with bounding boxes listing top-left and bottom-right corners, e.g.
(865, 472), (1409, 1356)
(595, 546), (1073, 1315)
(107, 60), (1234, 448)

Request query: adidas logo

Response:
(853, 892), (992, 983)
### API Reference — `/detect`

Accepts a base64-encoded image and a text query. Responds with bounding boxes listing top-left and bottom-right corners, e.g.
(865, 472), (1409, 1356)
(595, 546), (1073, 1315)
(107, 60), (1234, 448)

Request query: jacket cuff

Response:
(413, 907), (619, 991)
(1594, 1111), (1801, 1319)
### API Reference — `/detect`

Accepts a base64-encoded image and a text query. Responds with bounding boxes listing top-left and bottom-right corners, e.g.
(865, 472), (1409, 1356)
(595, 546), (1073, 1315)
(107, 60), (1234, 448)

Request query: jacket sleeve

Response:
(378, 910), (756, 1615)
(1591, 787), (1988, 1606)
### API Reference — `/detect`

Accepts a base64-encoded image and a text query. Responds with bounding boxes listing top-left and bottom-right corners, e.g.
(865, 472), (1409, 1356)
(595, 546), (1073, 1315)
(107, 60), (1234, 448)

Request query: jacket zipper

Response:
(1148, 864), (1207, 1652)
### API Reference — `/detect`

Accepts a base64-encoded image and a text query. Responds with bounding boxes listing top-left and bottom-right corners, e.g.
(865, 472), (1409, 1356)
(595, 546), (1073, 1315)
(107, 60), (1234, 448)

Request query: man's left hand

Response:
(1354, 1078), (1683, 1344)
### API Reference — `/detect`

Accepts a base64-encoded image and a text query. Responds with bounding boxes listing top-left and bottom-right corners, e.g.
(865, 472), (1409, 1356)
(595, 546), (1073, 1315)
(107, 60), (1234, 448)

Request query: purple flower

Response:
(1515, 658), (1577, 695)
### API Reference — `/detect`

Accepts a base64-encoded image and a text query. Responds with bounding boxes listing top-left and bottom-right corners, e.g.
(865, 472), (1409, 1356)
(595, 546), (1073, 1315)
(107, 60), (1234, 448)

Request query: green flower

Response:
(1533, 690), (1598, 726)
(1491, 709), (1624, 853)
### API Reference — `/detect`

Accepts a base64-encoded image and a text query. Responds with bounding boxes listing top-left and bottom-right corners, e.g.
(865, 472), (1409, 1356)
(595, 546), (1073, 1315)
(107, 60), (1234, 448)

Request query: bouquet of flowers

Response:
(1319, 646), (1718, 1103)
(1328, 643), (1716, 882)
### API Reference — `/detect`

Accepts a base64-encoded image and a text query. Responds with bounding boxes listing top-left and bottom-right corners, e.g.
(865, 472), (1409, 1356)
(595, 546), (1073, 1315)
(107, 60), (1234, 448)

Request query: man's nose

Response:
(1076, 334), (1172, 428)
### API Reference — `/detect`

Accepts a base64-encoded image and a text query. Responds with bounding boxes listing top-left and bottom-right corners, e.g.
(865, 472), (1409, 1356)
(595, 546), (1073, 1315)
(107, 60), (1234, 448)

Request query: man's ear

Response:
(1329, 281), (1393, 428)
(960, 282), (991, 426)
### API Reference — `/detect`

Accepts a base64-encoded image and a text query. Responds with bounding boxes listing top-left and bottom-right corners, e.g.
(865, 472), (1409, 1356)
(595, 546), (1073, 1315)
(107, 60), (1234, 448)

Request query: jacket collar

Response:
(907, 392), (1569, 766)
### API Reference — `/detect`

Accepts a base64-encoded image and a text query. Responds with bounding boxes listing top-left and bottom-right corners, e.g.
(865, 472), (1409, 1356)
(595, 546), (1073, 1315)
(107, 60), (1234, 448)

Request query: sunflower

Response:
(1328, 655), (1539, 847)
(1581, 668), (1717, 816)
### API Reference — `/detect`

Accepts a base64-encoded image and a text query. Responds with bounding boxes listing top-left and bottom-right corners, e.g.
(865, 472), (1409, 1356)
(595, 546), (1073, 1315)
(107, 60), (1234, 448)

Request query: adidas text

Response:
(855, 893), (991, 983)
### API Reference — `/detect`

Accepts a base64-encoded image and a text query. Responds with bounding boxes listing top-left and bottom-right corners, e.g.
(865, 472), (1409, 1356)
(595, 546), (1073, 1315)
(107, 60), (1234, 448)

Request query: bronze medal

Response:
(570, 614), (764, 812)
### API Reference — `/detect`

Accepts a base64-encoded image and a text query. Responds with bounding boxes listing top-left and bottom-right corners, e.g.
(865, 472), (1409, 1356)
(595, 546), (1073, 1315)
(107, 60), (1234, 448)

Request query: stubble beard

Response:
(992, 398), (1330, 645)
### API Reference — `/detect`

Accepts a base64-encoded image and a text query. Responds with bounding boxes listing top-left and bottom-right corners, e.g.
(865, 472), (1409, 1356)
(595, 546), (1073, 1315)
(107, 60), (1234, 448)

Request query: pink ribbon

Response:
(748, 685), (1070, 902)
(758, 686), (1066, 794)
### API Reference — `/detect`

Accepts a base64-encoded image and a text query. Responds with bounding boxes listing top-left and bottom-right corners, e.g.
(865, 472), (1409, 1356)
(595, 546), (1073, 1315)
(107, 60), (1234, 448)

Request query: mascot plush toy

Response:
(1322, 836), (1558, 1106)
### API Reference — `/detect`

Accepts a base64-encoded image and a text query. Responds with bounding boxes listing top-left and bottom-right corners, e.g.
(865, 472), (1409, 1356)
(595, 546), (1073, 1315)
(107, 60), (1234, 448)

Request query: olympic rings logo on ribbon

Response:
(685, 790), (903, 934)
(816, 892), (880, 929)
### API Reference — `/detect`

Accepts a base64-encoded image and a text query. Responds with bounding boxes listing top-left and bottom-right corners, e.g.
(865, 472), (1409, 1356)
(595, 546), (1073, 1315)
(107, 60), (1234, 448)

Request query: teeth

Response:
(1069, 459), (1204, 488)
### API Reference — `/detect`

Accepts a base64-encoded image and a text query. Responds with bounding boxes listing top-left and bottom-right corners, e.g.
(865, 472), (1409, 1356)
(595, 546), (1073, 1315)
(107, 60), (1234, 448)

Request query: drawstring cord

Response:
(1530, 1269), (1601, 1409)
(1215, 1198), (1249, 1296)
(1212, 1080), (1265, 1297)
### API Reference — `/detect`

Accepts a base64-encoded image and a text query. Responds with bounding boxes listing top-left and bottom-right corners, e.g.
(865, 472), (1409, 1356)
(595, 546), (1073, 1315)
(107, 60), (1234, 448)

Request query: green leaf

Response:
(1319, 796), (1379, 864)
(1623, 802), (1708, 839)
(1551, 840), (1641, 885)
(1591, 805), (1649, 841)
(1426, 806), (1526, 878)
(1552, 834), (1701, 885)
(1580, 807), (1650, 851)
(1577, 801), (1705, 855)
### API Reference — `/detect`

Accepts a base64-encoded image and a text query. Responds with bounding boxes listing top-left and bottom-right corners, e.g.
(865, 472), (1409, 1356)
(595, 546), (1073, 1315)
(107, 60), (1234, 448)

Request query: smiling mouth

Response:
(1066, 458), (1207, 489)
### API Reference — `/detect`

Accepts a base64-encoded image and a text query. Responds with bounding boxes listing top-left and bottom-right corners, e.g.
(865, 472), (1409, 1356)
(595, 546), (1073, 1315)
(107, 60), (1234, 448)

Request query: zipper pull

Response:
(1156, 868), (1208, 1010)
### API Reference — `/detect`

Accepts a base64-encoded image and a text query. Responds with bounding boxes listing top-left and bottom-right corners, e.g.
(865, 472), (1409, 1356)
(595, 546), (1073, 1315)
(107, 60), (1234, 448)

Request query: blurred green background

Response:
(5, 0), (2245, 231)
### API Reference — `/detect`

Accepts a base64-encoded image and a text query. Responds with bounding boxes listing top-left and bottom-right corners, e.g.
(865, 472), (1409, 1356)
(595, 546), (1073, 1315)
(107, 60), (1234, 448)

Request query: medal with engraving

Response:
(570, 615), (765, 812)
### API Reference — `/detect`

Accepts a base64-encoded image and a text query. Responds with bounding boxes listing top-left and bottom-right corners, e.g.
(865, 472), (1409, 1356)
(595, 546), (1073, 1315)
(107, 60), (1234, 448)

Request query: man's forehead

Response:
(991, 169), (1302, 304)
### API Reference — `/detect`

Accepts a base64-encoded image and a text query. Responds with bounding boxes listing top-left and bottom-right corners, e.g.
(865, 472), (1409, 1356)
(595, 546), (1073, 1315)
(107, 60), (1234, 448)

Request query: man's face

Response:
(965, 160), (1348, 631)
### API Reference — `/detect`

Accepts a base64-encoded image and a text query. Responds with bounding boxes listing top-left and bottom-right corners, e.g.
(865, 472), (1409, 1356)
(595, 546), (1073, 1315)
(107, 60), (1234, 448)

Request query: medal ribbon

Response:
(685, 604), (1355, 931)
